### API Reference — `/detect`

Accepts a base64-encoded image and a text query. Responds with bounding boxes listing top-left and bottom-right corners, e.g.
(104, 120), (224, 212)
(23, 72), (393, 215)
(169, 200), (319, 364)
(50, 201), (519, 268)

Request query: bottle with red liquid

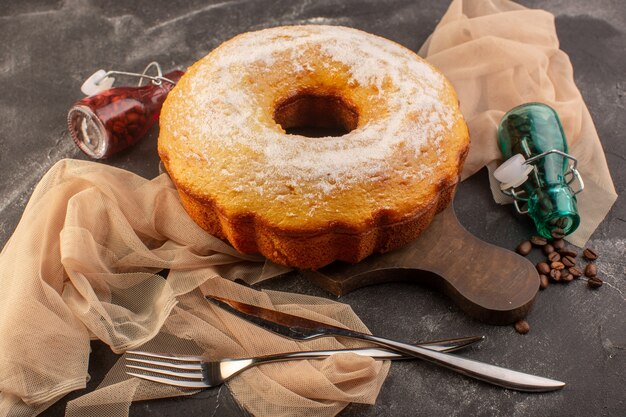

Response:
(68, 66), (184, 159)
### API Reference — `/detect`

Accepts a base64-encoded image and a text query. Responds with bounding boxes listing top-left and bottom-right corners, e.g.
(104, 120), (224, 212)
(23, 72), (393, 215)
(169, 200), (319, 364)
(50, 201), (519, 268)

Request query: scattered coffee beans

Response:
(569, 267), (583, 278)
(531, 235), (548, 246)
(585, 263), (597, 277)
(561, 271), (573, 283)
(514, 320), (530, 334)
(587, 277), (604, 289)
(516, 240), (532, 256)
(547, 252), (561, 262)
(550, 261), (565, 271)
(537, 262), (551, 274)
(558, 249), (577, 258)
(583, 248), (598, 261)
(588, 277), (603, 288)
(539, 274), (549, 290)
(562, 255), (576, 268)
(511, 234), (603, 333)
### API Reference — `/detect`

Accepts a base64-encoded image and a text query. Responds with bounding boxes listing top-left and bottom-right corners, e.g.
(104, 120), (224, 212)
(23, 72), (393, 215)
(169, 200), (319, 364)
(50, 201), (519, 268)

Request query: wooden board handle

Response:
(304, 205), (540, 325)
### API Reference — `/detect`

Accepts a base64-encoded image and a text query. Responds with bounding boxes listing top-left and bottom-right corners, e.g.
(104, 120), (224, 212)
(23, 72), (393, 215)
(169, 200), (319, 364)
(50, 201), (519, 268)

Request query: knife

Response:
(205, 294), (566, 392)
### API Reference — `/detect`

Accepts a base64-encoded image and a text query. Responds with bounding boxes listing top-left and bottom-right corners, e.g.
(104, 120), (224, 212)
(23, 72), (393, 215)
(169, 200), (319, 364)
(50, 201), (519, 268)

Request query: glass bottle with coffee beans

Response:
(495, 103), (584, 240)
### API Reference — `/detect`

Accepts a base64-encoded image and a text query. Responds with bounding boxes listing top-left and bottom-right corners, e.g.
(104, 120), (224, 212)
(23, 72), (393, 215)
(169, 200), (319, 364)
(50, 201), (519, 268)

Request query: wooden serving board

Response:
(303, 205), (540, 325)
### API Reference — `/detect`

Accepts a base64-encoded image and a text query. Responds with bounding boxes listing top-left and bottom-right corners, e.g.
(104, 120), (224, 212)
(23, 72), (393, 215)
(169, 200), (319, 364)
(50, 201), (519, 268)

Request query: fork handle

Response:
(244, 335), (483, 365)
(358, 333), (565, 392)
(247, 349), (392, 366)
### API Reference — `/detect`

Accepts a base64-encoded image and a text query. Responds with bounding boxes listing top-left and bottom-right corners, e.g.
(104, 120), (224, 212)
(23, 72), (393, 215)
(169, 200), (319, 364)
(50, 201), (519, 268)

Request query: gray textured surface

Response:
(1, 0), (624, 416)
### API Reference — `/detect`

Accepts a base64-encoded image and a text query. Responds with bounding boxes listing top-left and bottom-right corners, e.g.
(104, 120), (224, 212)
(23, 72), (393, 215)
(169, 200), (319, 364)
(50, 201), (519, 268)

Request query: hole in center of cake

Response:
(274, 93), (358, 137)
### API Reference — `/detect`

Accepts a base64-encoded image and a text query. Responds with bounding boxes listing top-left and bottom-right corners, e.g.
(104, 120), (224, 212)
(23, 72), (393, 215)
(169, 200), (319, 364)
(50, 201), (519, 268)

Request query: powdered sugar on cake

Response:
(164, 26), (458, 205)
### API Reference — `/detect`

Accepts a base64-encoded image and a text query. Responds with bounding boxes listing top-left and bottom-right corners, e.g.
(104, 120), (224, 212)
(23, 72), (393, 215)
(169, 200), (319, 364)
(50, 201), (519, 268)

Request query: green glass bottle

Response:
(497, 103), (581, 239)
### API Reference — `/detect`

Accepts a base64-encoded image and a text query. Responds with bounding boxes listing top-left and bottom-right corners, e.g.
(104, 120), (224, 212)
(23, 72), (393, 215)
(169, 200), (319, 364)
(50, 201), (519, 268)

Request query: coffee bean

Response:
(550, 261), (565, 270)
(539, 198), (551, 212)
(530, 236), (548, 246)
(561, 270), (573, 283)
(543, 244), (555, 255)
(558, 249), (577, 258)
(588, 276), (603, 289)
(553, 239), (565, 250)
(539, 274), (549, 290)
(550, 269), (561, 282)
(516, 240), (532, 256)
(562, 256), (576, 268)
(537, 262), (551, 274)
(547, 252), (561, 263)
(583, 248), (598, 261)
(514, 320), (530, 334)
(551, 228), (566, 239)
(585, 263), (597, 277)
(569, 267), (583, 278)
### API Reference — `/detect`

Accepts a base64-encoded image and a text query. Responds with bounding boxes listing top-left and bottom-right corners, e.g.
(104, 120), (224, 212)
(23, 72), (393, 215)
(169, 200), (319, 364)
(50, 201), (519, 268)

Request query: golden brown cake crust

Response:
(158, 26), (470, 269)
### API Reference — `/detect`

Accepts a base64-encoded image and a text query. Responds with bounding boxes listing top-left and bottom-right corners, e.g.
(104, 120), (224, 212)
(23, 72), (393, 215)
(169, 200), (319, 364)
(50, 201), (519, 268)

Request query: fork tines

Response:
(125, 350), (209, 388)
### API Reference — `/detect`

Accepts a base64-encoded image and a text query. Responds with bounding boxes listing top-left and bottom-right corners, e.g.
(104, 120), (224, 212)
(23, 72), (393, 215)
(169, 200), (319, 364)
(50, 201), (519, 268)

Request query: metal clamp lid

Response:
(497, 149), (584, 214)
(80, 62), (177, 96)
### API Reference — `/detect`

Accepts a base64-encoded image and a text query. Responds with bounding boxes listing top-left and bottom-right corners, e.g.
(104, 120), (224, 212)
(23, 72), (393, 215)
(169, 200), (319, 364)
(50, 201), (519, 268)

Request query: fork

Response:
(125, 335), (483, 388)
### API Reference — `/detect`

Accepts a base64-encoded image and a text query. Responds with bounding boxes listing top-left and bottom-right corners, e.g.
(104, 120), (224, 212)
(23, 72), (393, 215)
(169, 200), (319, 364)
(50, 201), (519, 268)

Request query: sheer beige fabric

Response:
(419, 0), (617, 246)
(0, 160), (388, 417)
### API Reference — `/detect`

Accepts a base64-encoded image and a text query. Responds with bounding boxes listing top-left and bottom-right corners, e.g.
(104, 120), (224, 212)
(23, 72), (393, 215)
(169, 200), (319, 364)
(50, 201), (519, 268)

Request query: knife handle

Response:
(359, 333), (565, 392)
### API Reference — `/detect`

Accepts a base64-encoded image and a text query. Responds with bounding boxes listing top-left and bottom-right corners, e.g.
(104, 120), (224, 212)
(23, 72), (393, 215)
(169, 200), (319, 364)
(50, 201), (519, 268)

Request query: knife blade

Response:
(206, 294), (482, 352)
(205, 294), (566, 392)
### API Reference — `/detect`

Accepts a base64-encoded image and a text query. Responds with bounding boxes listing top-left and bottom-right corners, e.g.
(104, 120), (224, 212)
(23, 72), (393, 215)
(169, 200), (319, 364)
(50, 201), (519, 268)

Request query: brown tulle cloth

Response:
(0, 1), (618, 416)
